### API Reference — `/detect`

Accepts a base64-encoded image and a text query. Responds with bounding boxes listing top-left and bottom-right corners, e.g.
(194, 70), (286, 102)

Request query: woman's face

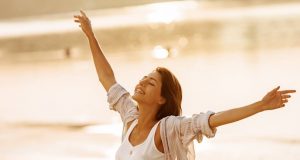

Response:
(132, 71), (166, 107)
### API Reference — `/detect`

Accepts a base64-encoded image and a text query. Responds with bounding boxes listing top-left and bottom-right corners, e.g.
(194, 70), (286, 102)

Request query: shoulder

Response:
(161, 115), (185, 125)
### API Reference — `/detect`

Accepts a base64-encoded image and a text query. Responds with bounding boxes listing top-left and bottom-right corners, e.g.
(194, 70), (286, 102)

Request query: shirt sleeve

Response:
(179, 111), (217, 146)
(107, 83), (139, 125)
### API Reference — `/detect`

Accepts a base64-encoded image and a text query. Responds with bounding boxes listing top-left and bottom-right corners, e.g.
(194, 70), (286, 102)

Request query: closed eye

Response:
(141, 76), (156, 86)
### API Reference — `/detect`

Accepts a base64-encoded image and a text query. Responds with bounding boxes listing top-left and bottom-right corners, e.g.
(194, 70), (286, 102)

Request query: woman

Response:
(74, 10), (296, 160)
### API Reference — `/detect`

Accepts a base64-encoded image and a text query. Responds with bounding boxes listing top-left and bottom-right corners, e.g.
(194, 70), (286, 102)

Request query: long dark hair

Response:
(155, 67), (182, 120)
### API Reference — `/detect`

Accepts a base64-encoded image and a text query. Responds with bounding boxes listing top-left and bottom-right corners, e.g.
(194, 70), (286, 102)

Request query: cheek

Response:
(146, 87), (161, 98)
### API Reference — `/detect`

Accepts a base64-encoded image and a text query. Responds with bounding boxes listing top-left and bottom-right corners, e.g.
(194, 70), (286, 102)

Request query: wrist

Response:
(256, 100), (267, 112)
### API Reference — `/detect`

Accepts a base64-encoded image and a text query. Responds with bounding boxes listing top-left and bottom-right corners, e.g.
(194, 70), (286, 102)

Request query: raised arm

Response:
(74, 10), (116, 91)
(209, 86), (296, 128)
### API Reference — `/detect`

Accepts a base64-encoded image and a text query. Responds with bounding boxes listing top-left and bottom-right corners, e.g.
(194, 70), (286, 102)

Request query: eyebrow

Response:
(144, 76), (158, 82)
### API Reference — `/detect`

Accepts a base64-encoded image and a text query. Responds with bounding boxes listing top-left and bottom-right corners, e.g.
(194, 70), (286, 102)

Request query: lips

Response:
(135, 86), (145, 95)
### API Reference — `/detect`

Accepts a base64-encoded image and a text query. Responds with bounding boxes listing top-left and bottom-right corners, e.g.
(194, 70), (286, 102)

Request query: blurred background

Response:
(0, 0), (299, 159)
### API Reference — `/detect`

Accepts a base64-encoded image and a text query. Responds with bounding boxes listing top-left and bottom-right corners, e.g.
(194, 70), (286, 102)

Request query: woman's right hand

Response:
(74, 10), (94, 37)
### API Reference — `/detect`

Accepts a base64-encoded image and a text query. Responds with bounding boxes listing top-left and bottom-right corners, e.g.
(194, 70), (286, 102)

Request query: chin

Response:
(132, 94), (144, 104)
(132, 94), (139, 101)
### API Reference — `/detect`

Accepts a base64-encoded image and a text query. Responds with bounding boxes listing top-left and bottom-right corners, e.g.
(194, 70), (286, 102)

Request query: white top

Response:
(115, 119), (164, 160)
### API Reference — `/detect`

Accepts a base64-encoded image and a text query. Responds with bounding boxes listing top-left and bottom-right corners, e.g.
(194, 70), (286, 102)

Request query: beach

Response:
(1, 1), (300, 159)
(1, 48), (300, 159)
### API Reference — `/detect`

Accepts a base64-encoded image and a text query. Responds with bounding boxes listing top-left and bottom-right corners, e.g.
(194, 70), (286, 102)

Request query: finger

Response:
(74, 20), (80, 23)
(280, 90), (296, 94)
(80, 10), (87, 17)
(281, 104), (285, 107)
(74, 15), (80, 18)
(282, 99), (288, 103)
(275, 86), (280, 90)
(282, 95), (291, 99)
(73, 17), (83, 22)
(269, 86), (280, 94)
(272, 86), (280, 92)
(79, 25), (82, 28)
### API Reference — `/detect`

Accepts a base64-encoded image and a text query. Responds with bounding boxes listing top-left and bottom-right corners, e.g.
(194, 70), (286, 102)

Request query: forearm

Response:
(74, 11), (116, 91)
(87, 34), (116, 91)
(209, 101), (265, 128)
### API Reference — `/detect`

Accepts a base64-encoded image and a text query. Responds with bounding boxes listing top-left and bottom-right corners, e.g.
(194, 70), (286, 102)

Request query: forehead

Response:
(147, 71), (162, 82)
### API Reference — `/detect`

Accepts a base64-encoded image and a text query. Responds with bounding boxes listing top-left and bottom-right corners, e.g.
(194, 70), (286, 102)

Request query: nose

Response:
(139, 79), (147, 86)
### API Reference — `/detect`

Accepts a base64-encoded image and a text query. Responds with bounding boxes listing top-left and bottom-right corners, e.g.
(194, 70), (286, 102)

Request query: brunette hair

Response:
(155, 67), (182, 120)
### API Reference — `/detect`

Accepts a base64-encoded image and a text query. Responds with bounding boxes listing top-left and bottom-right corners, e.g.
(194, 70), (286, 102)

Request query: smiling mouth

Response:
(135, 88), (145, 95)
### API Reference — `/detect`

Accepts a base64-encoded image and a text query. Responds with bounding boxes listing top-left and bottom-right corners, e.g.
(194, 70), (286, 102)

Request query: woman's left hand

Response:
(261, 86), (296, 111)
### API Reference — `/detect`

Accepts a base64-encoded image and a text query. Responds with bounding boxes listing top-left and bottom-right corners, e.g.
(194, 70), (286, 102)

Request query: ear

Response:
(158, 96), (166, 105)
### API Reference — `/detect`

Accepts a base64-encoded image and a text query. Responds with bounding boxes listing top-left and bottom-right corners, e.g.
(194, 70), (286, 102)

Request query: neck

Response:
(136, 103), (159, 130)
